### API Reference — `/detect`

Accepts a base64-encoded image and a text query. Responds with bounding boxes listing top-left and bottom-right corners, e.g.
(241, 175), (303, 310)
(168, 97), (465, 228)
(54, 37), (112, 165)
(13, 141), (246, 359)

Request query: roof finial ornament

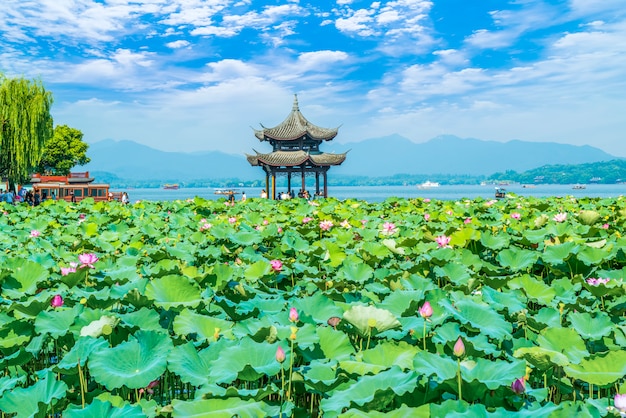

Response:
(292, 94), (299, 111)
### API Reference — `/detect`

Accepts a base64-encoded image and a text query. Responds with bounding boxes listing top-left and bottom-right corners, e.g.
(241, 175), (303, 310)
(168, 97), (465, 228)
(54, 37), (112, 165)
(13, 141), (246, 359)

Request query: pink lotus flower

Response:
(424, 213), (431, 221)
(424, 198), (431, 203)
(289, 307), (299, 323)
(446, 210), (453, 216)
(360, 219), (368, 226)
(436, 235), (451, 248)
(302, 217), (313, 224)
(382, 222), (397, 235)
(319, 220), (333, 231)
(453, 337), (465, 357)
(228, 217), (237, 224)
(587, 277), (610, 286)
(275, 346), (286, 363)
(50, 294), (64, 308)
(340, 219), (351, 229)
(61, 262), (78, 276)
(263, 219), (269, 225)
(418, 301), (433, 318)
(615, 393), (626, 412)
(270, 259), (283, 272)
(200, 222), (212, 231)
(602, 223), (609, 229)
(511, 377), (525, 394)
(78, 253), (99, 269)
(30, 230), (40, 237)
(511, 212), (521, 220)
(553, 212), (567, 222)
(464, 218), (471, 224)
(277, 226), (283, 233)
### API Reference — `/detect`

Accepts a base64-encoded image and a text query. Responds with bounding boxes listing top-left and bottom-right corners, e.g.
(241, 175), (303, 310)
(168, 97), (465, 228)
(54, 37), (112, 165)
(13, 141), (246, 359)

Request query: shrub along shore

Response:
(0, 195), (625, 417)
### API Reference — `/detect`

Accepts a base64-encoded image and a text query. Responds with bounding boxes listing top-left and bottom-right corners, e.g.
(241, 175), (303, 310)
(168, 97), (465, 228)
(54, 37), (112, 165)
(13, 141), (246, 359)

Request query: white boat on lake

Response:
(418, 181), (440, 189)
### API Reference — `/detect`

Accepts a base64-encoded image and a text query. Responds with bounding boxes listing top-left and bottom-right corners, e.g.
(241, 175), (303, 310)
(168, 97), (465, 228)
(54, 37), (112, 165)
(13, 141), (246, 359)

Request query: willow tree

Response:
(0, 74), (54, 189)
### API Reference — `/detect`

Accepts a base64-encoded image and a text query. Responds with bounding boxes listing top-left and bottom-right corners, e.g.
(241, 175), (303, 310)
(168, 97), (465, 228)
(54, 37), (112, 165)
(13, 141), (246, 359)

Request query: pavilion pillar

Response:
(323, 170), (328, 198)
(287, 172), (292, 195)
(271, 172), (276, 200)
(315, 172), (320, 195)
(301, 169), (306, 194)
(265, 172), (269, 197)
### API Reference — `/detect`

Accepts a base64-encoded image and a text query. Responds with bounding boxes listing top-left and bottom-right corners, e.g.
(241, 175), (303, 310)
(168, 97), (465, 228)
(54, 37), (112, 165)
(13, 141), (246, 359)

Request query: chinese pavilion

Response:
(246, 95), (347, 199)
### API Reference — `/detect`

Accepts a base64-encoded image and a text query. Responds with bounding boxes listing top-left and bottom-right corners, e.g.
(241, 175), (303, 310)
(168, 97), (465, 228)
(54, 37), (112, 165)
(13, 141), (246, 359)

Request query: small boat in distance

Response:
(162, 184), (179, 190)
(572, 184), (586, 190)
(418, 181), (440, 189)
(495, 187), (507, 199)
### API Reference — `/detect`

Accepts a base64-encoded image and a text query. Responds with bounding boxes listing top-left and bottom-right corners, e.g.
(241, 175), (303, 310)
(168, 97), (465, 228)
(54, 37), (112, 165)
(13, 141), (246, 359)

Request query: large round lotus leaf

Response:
(536, 327), (589, 364)
(578, 210), (601, 225)
(496, 247), (538, 271)
(360, 341), (418, 370)
(377, 290), (425, 317)
(514, 346), (570, 370)
(320, 366), (418, 416)
(317, 326), (355, 359)
(172, 308), (234, 341)
(343, 305), (401, 337)
(567, 312), (614, 340)
(439, 298), (511, 340)
(302, 360), (349, 393)
(462, 357), (526, 390)
(480, 232), (510, 250)
(0, 375), (24, 398)
(434, 263), (472, 286)
(292, 293), (343, 324)
(64, 399), (146, 418)
(541, 241), (578, 266)
(57, 336), (108, 370)
(167, 342), (212, 387)
(171, 398), (280, 418)
(0, 371), (67, 417)
(0, 319), (32, 349)
(339, 404), (430, 417)
(207, 337), (282, 384)
(413, 351), (458, 382)
(564, 350), (626, 386)
(118, 308), (163, 332)
(144, 275), (202, 309)
(88, 330), (173, 390)
(35, 305), (82, 338)
(2, 259), (48, 298)
(576, 245), (611, 266)
(507, 275), (556, 306)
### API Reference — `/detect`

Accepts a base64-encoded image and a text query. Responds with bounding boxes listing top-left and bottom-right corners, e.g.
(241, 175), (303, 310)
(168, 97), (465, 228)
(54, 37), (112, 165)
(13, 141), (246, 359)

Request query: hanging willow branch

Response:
(0, 74), (54, 187)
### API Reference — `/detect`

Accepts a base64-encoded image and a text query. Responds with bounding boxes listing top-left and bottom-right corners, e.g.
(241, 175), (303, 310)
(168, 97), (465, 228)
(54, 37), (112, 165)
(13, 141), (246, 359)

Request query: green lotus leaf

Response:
(568, 311), (614, 340)
(497, 247), (538, 271)
(378, 290), (425, 317)
(171, 398), (280, 418)
(2, 259), (48, 298)
(293, 292), (343, 324)
(243, 260), (271, 282)
(434, 262), (472, 286)
(229, 230), (263, 246)
(413, 351), (458, 381)
(462, 357), (526, 390)
(514, 346), (570, 370)
(338, 360), (388, 376)
(361, 241), (392, 259)
(57, 336), (108, 370)
(64, 398), (146, 418)
(0, 319), (33, 349)
(34, 305), (82, 338)
(317, 326), (356, 359)
(541, 241), (578, 265)
(302, 360), (349, 392)
(118, 308), (163, 332)
(320, 241), (347, 267)
(0, 375), (25, 398)
(439, 298), (511, 340)
(172, 308), (234, 341)
(80, 315), (120, 338)
(339, 404), (429, 418)
(320, 366), (419, 417)
(88, 330), (173, 390)
(564, 350), (626, 386)
(381, 239), (405, 255)
(430, 400), (494, 418)
(576, 245), (611, 266)
(480, 287), (525, 314)
(167, 341), (212, 387)
(144, 274), (202, 309)
(537, 327), (589, 364)
(480, 232), (510, 250)
(207, 337), (282, 384)
(508, 274), (556, 306)
(578, 210), (601, 225)
(359, 341), (417, 370)
(0, 371), (67, 417)
(343, 305), (401, 337)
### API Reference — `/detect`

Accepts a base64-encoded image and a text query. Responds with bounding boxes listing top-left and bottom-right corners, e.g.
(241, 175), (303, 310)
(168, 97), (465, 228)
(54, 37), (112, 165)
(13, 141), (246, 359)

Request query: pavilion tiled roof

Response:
(254, 95), (339, 142)
(246, 150), (347, 167)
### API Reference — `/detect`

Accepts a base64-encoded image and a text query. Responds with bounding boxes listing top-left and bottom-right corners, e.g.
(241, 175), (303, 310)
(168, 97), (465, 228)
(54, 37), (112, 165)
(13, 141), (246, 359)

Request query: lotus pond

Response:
(1, 194), (626, 417)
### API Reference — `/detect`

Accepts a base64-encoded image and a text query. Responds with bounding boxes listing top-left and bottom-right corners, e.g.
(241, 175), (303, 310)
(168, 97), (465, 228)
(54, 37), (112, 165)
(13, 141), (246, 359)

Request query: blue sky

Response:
(1, 0), (625, 157)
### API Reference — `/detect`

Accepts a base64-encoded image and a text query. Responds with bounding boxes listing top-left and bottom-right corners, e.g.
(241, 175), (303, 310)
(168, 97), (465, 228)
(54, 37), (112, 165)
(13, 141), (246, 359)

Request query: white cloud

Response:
(165, 40), (190, 49)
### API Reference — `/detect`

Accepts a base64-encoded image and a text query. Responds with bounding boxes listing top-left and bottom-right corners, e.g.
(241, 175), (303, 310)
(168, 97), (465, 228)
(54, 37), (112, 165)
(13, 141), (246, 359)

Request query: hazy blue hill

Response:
(335, 134), (618, 176)
(83, 139), (258, 181)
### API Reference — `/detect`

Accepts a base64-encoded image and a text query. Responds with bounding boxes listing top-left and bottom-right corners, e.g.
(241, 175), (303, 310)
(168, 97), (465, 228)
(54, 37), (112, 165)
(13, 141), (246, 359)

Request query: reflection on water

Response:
(115, 184), (626, 203)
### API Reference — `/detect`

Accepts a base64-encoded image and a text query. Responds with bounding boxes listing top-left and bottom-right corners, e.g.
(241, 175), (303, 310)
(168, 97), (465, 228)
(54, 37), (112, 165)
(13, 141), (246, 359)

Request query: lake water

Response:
(115, 184), (626, 203)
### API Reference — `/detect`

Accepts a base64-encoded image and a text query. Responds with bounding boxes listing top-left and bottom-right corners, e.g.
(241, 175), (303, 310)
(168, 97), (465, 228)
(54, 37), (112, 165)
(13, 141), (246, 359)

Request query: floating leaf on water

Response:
(343, 305), (401, 337)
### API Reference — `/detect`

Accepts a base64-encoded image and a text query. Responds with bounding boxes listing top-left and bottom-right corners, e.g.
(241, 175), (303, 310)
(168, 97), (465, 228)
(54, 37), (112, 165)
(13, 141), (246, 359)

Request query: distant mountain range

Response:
(82, 135), (619, 181)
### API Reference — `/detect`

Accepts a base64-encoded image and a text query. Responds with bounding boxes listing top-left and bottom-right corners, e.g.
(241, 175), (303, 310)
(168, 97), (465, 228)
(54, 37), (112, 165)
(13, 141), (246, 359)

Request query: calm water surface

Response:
(115, 184), (626, 203)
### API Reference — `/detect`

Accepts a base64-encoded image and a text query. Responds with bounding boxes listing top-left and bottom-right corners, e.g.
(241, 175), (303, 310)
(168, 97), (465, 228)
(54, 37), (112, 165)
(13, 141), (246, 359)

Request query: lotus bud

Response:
(453, 337), (465, 357)
(511, 377), (525, 394)
(50, 295), (64, 308)
(290, 326), (298, 340)
(275, 346), (286, 363)
(615, 393), (626, 412)
(327, 316), (341, 328)
(288, 307), (299, 323)
(418, 301), (433, 318)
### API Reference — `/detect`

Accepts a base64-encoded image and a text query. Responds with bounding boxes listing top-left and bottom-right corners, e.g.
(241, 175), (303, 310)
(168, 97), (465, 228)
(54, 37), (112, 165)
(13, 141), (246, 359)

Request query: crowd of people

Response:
(0, 188), (49, 206)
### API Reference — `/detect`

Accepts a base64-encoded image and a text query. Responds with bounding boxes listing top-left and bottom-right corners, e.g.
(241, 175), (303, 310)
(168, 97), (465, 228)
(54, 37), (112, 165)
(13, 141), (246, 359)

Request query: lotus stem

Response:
(77, 360), (86, 409)
(288, 339), (294, 401)
(422, 321), (427, 351)
(589, 383), (593, 399)
(457, 358), (462, 402)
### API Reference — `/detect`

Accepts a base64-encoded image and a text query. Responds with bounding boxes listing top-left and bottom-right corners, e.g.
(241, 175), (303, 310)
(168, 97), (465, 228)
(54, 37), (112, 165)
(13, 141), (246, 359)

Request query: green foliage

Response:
(490, 159), (626, 184)
(37, 124), (90, 175)
(0, 74), (54, 186)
